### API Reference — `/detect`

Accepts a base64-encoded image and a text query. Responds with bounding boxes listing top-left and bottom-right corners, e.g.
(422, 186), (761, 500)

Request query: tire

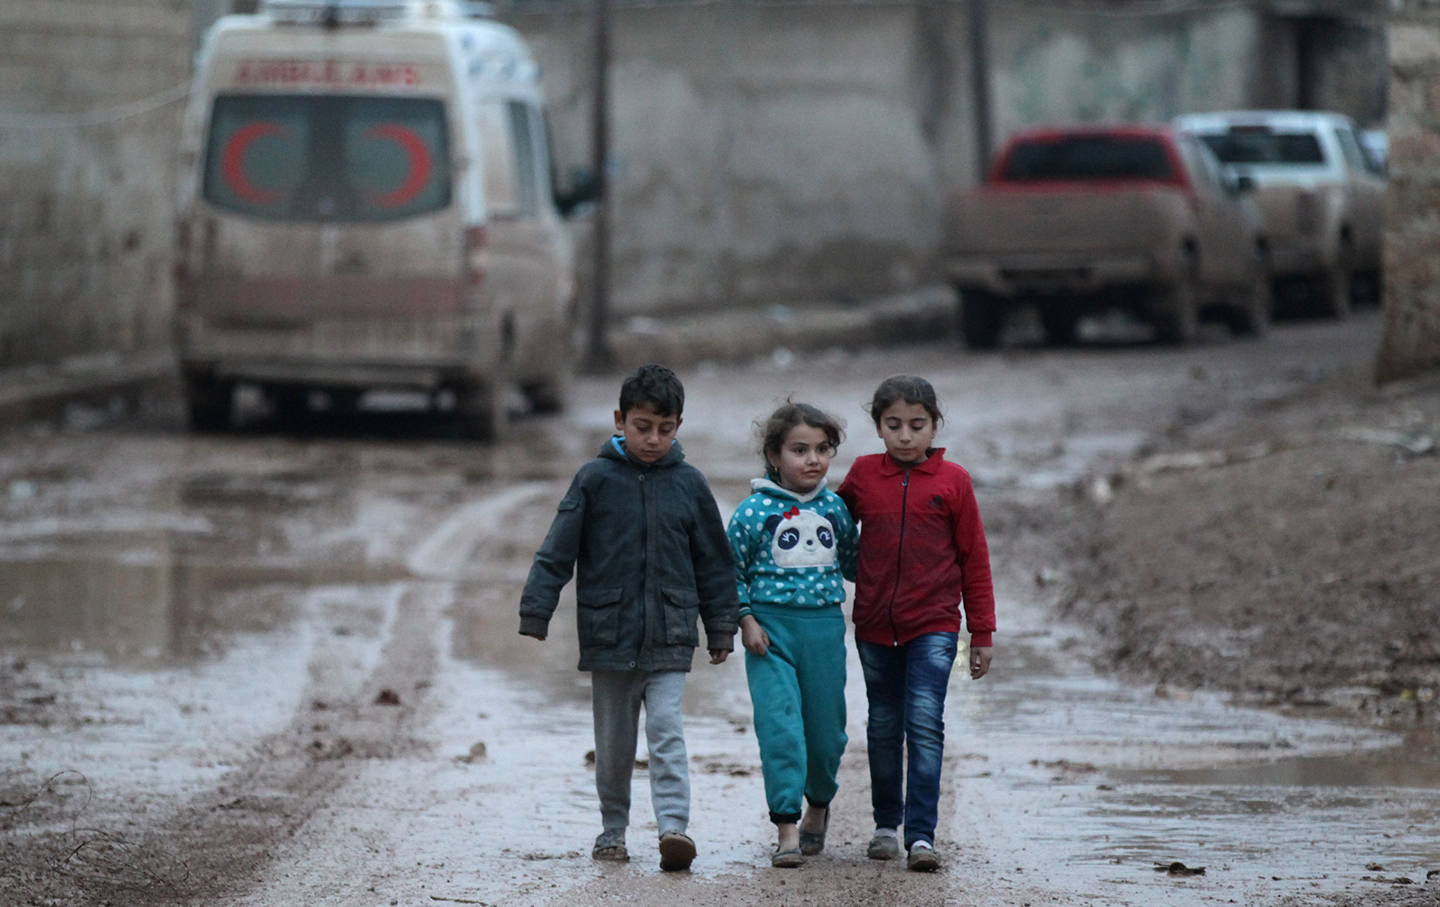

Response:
(1151, 278), (1198, 346)
(1228, 251), (1272, 338)
(1312, 240), (1354, 319)
(183, 374), (233, 433)
(522, 372), (569, 415)
(269, 386), (310, 424)
(453, 380), (504, 441)
(961, 289), (1004, 350)
(1039, 307), (1080, 346)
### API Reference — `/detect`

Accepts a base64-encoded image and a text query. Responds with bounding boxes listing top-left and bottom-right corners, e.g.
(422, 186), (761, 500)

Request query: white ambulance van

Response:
(175, 0), (576, 435)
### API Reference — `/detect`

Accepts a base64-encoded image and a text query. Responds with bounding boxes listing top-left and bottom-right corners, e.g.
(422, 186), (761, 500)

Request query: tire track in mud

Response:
(65, 483), (556, 906)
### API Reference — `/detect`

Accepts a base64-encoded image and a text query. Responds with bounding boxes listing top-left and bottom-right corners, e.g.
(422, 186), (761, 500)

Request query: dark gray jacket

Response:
(519, 438), (739, 672)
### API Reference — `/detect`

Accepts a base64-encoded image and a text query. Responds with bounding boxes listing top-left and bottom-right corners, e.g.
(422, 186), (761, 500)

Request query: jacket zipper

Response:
(887, 468), (910, 645)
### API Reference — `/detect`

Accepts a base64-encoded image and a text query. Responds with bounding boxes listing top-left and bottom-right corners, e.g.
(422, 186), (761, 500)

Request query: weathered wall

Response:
(512, 1), (981, 315)
(1376, 1), (1440, 383)
(509, 0), (1385, 315)
(0, 1), (189, 370)
(988, 5), (1262, 143)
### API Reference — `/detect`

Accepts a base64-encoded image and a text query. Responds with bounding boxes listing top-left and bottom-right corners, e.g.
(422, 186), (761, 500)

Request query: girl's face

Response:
(766, 423), (835, 494)
(876, 401), (937, 465)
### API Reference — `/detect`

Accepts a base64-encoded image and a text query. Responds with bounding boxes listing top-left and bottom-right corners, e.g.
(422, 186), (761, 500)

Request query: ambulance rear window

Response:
(203, 94), (451, 221)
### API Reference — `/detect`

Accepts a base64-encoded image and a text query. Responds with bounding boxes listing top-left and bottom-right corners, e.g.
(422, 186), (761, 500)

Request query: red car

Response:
(942, 125), (1271, 347)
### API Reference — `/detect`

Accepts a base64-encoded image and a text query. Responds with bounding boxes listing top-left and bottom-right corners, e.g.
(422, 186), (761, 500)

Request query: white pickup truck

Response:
(1175, 111), (1385, 318)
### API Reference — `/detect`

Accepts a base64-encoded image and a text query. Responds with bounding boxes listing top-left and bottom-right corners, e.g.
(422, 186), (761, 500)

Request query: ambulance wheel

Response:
(184, 374), (233, 433)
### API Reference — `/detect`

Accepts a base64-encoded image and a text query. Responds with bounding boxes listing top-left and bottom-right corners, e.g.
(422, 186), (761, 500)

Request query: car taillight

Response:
(465, 225), (487, 286)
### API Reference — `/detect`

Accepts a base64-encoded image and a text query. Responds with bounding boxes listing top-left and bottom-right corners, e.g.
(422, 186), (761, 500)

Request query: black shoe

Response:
(798, 808), (829, 856)
(658, 831), (696, 871)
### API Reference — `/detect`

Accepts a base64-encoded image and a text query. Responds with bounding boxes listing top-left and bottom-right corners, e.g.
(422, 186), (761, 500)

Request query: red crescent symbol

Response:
(221, 121), (288, 205)
(363, 123), (432, 209)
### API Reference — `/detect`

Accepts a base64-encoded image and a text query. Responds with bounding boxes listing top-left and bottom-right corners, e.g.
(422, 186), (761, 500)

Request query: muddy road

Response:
(3, 309), (1438, 906)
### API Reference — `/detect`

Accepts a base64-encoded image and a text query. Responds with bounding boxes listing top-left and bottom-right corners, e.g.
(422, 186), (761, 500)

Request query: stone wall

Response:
(0, 1), (190, 370)
(1377, 1), (1440, 383)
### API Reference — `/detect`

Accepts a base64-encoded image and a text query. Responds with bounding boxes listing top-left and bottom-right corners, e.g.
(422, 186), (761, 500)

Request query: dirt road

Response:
(3, 309), (1438, 906)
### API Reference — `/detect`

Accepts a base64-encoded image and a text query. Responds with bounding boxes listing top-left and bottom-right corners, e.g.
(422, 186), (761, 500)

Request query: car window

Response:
(507, 100), (541, 217)
(1335, 125), (1373, 175)
(477, 101), (518, 217)
(1180, 136), (1226, 196)
(203, 94), (451, 222)
(1199, 128), (1325, 165)
(1001, 136), (1176, 182)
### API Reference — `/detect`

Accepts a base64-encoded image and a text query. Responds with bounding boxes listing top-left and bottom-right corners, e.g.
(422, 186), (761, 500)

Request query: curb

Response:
(605, 285), (958, 370)
(0, 353), (174, 429)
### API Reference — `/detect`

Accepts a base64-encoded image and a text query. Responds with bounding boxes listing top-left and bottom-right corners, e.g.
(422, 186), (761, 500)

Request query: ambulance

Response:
(174, 0), (577, 435)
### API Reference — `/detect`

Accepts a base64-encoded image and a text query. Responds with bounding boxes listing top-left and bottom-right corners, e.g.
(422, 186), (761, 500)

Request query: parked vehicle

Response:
(942, 125), (1270, 348)
(174, 0), (579, 435)
(1174, 110), (1385, 318)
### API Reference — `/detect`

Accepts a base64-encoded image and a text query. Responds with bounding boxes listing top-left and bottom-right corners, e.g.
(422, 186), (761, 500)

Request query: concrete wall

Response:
(509, 0), (1385, 316)
(0, 1), (1392, 364)
(0, 1), (189, 370)
(1377, 1), (1440, 383)
(512, 1), (982, 315)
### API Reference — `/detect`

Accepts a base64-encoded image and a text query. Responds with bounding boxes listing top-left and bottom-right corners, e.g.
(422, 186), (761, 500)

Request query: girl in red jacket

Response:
(836, 375), (995, 872)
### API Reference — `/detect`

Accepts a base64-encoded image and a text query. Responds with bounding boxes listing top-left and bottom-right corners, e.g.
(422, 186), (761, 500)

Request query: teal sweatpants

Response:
(744, 603), (848, 825)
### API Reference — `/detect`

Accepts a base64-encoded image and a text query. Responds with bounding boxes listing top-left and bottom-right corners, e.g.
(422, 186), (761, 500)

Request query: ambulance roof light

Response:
(262, 0), (468, 25)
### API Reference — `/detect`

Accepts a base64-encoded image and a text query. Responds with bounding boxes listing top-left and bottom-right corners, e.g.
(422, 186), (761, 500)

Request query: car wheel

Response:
(1039, 307), (1080, 346)
(1151, 278), (1199, 346)
(1313, 239), (1354, 319)
(183, 374), (233, 433)
(453, 380), (504, 441)
(1230, 249), (1272, 338)
(961, 289), (1004, 350)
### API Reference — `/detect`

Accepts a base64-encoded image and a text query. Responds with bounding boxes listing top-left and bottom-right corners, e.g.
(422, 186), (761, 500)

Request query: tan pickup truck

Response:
(1175, 111), (1385, 318)
(942, 126), (1270, 348)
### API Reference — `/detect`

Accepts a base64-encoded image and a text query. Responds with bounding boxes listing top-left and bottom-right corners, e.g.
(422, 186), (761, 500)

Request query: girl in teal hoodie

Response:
(727, 402), (858, 867)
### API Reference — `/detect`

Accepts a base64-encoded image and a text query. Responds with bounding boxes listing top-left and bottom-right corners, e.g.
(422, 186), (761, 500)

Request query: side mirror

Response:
(554, 166), (598, 217)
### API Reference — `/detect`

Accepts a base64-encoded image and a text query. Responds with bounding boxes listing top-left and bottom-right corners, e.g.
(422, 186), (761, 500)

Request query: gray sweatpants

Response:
(591, 670), (689, 837)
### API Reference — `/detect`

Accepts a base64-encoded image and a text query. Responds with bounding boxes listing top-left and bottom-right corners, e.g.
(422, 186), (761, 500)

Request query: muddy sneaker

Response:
(907, 840), (941, 872)
(658, 831), (696, 872)
(592, 829), (628, 862)
(867, 831), (901, 861)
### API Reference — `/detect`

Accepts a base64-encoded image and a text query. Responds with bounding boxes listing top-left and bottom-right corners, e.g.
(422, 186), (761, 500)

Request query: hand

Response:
(521, 632), (547, 642)
(969, 645), (991, 679)
(740, 615), (770, 656)
(708, 648), (730, 665)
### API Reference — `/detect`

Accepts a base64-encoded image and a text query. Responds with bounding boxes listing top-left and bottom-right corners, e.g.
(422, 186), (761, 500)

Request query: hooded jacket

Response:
(726, 477), (857, 617)
(519, 438), (740, 672)
(836, 449), (995, 648)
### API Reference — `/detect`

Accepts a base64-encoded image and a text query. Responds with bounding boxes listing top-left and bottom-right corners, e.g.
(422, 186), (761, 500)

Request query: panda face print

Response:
(764, 507), (842, 568)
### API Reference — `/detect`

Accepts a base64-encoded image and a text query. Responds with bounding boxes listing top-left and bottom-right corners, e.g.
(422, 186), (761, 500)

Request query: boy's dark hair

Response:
(867, 375), (944, 428)
(618, 364), (685, 418)
(760, 402), (845, 477)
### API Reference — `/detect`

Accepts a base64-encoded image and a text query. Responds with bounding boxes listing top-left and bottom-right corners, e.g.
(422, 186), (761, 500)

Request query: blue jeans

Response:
(856, 632), (958, 849)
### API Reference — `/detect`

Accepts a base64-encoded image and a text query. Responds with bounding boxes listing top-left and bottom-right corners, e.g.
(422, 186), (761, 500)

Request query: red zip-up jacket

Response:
(836, 449), (995, 648)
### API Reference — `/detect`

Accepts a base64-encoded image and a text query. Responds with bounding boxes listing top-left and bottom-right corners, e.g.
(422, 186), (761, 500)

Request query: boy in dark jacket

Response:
(520, 364), (739, 872)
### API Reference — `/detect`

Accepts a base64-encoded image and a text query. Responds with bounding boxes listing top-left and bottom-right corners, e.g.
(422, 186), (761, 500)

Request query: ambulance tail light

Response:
(465, 225), (488, 287)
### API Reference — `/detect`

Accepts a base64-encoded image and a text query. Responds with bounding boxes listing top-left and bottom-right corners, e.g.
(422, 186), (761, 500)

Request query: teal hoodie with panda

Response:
(726, 477), (858, 617)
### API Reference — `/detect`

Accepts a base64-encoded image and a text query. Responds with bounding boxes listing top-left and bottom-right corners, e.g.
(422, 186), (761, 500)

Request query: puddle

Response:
(1115, 746), (1440, 789)
(0, 532), (403, 665)
(951, 613), (1440, 898)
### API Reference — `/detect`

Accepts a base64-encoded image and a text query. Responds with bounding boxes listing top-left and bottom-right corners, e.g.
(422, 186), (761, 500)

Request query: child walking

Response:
(519, 364), (740, 872)
(726, 402), (858, 867)
(836, 375), (996, 872)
